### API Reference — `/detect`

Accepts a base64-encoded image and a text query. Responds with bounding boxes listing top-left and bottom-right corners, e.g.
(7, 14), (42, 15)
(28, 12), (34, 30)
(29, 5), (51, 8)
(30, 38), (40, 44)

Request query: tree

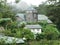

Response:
(0, 0), (17, 19)
(35, 2), (47, 14)
(21, 29), (34, 40)
(46, 0), (60, 30)
(43, 24), (59, 40)
(15, 0), (20, 3)
(38, 21), (59, 40)
(0, 0), (16, 27)
(20, 28), (34, 45)
(47, 0), (57, 4)
(36, 0), (60, 30)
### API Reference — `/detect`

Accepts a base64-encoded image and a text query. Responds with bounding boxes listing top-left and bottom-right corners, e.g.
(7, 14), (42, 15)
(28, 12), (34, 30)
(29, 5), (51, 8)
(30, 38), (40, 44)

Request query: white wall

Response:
(31, 29), (41, 34)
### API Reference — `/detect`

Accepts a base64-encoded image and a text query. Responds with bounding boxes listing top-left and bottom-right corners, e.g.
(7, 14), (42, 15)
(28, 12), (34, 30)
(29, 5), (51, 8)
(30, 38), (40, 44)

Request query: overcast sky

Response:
(7, 0), (47, 6)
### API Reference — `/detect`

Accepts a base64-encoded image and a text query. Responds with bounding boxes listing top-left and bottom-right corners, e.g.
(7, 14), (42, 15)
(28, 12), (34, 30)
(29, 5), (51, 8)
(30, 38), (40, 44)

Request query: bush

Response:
(0, 38), (16, 45)
(38, 22), (59, 40)
(43, 25), (59, 40)
(21, 29), (34, 40)
(36, 33), (46, 40)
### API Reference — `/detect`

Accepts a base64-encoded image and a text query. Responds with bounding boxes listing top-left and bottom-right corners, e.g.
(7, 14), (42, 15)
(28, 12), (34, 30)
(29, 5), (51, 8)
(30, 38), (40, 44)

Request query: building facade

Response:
(25, 7), (38, 23)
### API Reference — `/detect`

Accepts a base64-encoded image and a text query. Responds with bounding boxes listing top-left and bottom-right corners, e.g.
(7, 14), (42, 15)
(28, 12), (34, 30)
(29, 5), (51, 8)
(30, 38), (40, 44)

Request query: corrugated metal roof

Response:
(25, 25), (42, 29)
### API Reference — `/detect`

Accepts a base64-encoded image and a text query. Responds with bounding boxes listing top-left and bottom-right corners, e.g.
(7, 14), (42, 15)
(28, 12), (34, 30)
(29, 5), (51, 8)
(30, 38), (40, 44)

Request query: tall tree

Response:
(35, 2), (47, 14)
(0, 0), (16, 20)
(36, 0), (60, 30)
(15, 0), (20, 3)
(46, 0), (60, 30)
(47, 0), (57, 4)
(0, 0), (16, 27)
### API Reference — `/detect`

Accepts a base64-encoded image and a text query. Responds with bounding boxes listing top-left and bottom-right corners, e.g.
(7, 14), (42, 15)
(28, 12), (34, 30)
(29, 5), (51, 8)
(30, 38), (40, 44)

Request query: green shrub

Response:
(36, 33), (46, 40)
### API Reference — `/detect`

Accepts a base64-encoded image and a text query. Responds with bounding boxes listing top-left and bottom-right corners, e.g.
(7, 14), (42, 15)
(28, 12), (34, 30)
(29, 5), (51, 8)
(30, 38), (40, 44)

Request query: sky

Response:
(7, 0), (47, 6)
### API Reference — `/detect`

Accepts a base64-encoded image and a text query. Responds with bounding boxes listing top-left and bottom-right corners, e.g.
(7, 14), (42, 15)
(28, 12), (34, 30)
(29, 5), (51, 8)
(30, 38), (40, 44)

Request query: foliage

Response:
(19, 23), (26, 28)
(46, 4), (60, 30)
(36, 0), (60, 30)
(38, 20), (47, 27)
(0, 38), (16, 45)
(0, 0), (16, 27)
(2, 29), (15, 37)
(0, 38), (6, 45)
(29, 40), (60, 45)
(35, 2), (47, 14)
(1, 28), (34, 41)
(7, 22), (18, 30)
(0, 2), (15, 20)
(36, 33), (46, 40)
(15, 0), (20, 3)
(27, 22), (38, 25)
(20, 29), (34, 40)
(43, 24), (59, 40)
(38, 21), (59, 40)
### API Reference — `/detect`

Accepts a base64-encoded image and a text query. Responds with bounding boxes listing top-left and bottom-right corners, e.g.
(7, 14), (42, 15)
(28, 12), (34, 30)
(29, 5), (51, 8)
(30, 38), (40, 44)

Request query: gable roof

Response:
(47, 19), (53, 23)
(25, 25), (42, 29)
(38, 14), (48, 20)
(38, 14), (52, 23)
(26, 6), (36, 11)
(16, 13), (25, 21)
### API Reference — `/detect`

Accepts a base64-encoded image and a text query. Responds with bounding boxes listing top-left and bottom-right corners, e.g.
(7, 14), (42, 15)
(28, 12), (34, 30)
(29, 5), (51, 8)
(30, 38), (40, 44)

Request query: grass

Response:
(28, 40), (60, 45)
(0, 39), (60, 45)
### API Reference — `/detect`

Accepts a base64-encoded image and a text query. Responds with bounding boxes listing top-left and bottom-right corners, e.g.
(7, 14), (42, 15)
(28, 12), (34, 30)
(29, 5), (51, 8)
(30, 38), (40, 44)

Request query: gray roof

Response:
(16, 13), (25, 21)
(26, 7), (36, 11)
(47, 19), (52, 23)
(25, 25), (42, 29)
(38, 14), (48, 20)
(0, 35), (25, 43)
(38, 14), (52, 23)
